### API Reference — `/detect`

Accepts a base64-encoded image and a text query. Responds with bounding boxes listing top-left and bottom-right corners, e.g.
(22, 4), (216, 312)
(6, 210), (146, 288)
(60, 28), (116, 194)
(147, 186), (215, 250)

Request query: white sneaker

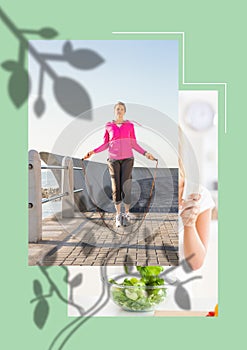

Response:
(122, 213), (132, 226)
(115, 214), (122, 227)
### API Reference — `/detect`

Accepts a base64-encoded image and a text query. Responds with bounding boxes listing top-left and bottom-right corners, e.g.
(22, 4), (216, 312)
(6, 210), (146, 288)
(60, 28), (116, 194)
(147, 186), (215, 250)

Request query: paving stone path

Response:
(29, 212), (179, 266)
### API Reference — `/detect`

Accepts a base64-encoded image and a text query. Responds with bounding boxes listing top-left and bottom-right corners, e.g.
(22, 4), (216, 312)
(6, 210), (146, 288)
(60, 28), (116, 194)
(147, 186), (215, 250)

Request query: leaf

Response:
(136, 266), (163, 277)
(108, 278), (119, 285)
(63, 41), (73, 55)
(53, 76), (91, 117)
(8, 68), (30, 107)
(33, 280), (43, 297)
(124, 266), (129, 274)
(124, 255), (135, 274)
(43, 251), (58, 266)
(34, 298), (49, 329)
(174, 285), (191, 310)
(34, 97), (45, 117)
(181, 258), (193, 273)
(1, 60), (19, 71)
(39, 27), (58, 39)
(66, 49), (104, 69)
(69, 273), (83, 288)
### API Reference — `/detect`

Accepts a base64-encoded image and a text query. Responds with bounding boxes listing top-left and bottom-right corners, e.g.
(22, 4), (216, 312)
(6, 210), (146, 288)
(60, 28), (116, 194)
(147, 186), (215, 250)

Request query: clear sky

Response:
(28, 40), (178, 166)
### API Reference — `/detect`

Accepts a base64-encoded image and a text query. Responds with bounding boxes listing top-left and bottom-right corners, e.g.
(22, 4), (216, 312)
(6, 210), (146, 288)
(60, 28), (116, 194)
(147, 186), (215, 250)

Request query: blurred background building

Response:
(179, 90), (218, 219)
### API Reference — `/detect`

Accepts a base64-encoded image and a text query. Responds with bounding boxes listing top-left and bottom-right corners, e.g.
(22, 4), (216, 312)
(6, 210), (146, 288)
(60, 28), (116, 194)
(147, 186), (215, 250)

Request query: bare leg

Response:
(115, 203), (121, 215)
(124, 203), (130, 214)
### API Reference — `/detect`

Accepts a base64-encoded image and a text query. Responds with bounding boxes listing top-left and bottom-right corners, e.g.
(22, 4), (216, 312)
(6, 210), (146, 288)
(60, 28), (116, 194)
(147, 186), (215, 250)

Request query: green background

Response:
(0, 0), (244, 349)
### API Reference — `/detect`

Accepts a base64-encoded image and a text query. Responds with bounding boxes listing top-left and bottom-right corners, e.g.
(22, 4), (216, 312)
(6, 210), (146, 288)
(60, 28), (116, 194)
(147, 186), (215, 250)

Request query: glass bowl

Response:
(109, 281), (167, 312)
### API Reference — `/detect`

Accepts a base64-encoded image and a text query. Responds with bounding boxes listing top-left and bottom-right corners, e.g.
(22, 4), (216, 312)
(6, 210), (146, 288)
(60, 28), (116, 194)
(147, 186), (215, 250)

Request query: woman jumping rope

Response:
(83, 101), (156, 228)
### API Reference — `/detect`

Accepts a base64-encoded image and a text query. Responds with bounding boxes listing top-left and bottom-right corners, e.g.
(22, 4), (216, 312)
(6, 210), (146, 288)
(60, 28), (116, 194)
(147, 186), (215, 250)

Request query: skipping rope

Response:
(80, 157), (159, 236)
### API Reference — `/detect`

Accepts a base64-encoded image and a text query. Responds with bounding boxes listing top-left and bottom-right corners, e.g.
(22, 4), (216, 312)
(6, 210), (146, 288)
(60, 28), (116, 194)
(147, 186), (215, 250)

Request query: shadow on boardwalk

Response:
(28, 212), (179, 266)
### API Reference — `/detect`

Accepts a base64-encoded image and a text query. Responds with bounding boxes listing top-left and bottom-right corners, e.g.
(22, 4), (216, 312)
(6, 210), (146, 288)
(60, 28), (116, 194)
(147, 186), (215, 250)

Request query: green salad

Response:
(109, 266), (166, 311)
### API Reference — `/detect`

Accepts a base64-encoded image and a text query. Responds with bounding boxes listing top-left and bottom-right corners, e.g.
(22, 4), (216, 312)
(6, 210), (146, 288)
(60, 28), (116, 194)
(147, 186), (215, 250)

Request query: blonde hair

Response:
(178, 156), (186, 181)
(114, 101), (126, 112)
(178, 126), (186, 181)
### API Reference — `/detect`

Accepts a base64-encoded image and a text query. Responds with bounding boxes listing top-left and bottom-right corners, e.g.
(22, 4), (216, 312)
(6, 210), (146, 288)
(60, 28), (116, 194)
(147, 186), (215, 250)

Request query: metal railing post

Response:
(62, 156), (74, 218)
(28, 150), (42, 242)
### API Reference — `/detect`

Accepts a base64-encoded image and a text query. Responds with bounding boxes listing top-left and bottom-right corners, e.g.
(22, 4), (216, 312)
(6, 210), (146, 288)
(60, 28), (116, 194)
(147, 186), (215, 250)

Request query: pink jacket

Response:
(93, 120), (147, 160)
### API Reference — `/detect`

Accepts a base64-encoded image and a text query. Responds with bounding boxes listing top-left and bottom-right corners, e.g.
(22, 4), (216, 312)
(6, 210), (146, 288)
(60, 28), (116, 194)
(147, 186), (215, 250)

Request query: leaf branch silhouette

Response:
(48, 265), (111, 350)
(0, 7), (104, 116)
(38, 265), (85, 315)
(31, 231), (202, 347)
(31, 265), (86, 330)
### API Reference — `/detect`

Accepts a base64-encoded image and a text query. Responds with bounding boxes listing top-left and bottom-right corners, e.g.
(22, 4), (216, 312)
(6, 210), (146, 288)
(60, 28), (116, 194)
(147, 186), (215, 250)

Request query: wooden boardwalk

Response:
(28, 212), (179, 266)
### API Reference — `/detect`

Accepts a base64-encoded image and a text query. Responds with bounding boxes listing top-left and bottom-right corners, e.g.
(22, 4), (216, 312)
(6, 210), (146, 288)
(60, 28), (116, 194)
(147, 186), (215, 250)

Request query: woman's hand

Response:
(83, 150), (94, 160)
(145, 152), (156, 161)
(180, 193), (201, 227)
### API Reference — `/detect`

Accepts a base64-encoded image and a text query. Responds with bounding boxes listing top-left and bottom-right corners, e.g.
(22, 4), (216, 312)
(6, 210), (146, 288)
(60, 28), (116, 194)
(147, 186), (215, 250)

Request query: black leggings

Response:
(107, 158), (134, 205)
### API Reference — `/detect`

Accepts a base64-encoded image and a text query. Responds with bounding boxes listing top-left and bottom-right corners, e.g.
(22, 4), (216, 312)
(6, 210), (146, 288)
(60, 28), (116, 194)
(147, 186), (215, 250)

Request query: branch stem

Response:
(0, 7), (57, 79)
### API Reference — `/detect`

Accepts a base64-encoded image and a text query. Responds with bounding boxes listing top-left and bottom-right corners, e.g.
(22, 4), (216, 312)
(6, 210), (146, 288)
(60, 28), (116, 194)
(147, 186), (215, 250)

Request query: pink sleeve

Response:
(93, 128), (109, 153)
(130, 124), (147, 155)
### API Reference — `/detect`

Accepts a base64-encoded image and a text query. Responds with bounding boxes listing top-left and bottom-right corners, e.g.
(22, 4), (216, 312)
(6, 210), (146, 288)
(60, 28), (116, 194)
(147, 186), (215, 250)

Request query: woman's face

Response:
(114, 104), (125, 119)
